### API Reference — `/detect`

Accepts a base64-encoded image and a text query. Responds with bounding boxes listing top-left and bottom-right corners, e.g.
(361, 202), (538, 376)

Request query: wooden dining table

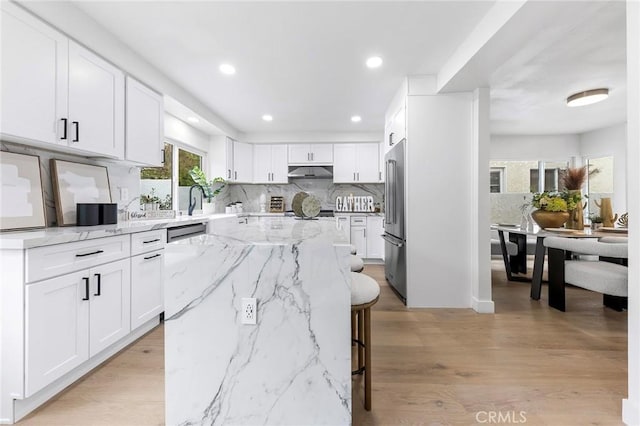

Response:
(492, 224), (628, 300)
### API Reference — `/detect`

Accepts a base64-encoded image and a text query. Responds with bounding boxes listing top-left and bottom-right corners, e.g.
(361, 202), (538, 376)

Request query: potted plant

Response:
(140, 188), (161, 211)
(188, 166), (226, 214)
(530, 191), (580, 229)
(589, 213), (604, 230)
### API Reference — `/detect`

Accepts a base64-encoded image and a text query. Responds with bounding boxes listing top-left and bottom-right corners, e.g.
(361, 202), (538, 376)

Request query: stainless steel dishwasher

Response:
(166, 222), (207, 243)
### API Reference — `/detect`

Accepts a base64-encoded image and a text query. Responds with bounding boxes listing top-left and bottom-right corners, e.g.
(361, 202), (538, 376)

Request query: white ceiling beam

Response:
(239, 132), (382, 144)
(437, 0), (527, 93)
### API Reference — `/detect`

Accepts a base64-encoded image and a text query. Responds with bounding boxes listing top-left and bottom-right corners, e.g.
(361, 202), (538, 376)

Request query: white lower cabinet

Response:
(25, 258), (130, 397)
(350, 216), (367, 257)
(131, 249), (164, 330)
(366, 216), (385, 260)
(25, 270), (89, 397)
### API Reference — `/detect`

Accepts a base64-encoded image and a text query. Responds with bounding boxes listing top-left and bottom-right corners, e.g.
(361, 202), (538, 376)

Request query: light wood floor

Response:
(19, 261), (627, 425)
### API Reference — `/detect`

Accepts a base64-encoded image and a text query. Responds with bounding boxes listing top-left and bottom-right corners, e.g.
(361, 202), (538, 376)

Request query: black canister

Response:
(100, 203), (118, 225)
(76, 203), (100, 226)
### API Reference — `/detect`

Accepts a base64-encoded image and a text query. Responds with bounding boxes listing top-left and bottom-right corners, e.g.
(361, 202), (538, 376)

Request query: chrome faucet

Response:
(188, 184), (205, 216)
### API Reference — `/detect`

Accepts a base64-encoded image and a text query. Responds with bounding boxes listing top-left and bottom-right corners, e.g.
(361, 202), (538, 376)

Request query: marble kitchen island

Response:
(164, 217), (352, 425)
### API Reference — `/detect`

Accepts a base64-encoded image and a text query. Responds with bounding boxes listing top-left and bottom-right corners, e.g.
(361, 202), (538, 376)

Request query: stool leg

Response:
(364, 306), (372, 411)
(351, 311), (356, 345)
(358, 309), (365, 371)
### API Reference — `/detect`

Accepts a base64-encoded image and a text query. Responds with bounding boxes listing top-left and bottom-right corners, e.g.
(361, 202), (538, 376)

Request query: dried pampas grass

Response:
(562, 166), (587, 190)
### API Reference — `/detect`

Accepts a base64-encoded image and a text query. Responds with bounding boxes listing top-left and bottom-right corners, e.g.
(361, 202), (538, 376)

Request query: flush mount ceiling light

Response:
(219, 63), (236, 75)
(365, 56), (383, 69)
(187, 116), (199, 123)
(351, 115), (362, 123)
(262, 114), (273, 122)
(566, 88), (609, 107)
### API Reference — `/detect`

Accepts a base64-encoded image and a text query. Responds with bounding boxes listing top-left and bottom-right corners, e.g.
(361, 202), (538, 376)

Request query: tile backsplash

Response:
(220, 179), (384, 213)
(1, 141), (141, 227)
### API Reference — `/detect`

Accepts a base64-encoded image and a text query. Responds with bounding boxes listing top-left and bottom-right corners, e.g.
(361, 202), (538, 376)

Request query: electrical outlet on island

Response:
(241, 298), (257, 325)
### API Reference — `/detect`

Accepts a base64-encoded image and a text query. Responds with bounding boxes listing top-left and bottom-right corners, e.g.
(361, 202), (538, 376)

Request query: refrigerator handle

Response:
(389, 159), (397, 225)
(384, 160), (391, 224)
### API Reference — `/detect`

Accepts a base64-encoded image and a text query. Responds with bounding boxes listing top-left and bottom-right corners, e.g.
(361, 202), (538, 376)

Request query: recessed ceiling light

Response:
(187, 116), (200, 123)
(566, 88), (609, 107)
(351, 115), (362, 123)
(219, 63), (236, 75)
(262, 114), (273, 122)
(366, 56), (383, 69)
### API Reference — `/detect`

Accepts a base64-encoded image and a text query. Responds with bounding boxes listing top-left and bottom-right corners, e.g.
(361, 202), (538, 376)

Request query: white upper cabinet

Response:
(333, 143), (380, 183)
(1, 3), (125, 159)
(68, 41), (124, 158)
(288, 144), (333, 164)
(385, 100), (406, 154)
(1, 2), (68, 145)
(253, 144), (288, 184)
(233, 140), (253, 183)
(125, 76), (164, 166)
(225, 137), (234, 181)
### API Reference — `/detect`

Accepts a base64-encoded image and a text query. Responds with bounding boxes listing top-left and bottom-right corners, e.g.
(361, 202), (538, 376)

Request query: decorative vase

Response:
(595, 198), (618, 227)
(530, 209), (570, 229)
(565, 190), (585, 230)
(202, 201), (215, 215)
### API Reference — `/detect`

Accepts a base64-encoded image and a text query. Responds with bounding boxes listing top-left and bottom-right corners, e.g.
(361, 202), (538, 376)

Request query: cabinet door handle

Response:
(227, 169), (231, 179)
(389, 132), (394, 146)
(364, 228), (366, 238)
(72, 121), (79, 142)
(144, 253), (162, 260)
(76, 250), (104, 258)
(60, 118), (68, 140)
(234, 171), (237, 180)
(82, 277), (90, 301)
(94, 273), (101, 296)
(143, 238), (161, 244)
(379, 171), (382, 181)
(307, 153), (310, 161)
(161, 149), (165, 164)
(353, 172), (356, 181)
(311, 152), (314, 161)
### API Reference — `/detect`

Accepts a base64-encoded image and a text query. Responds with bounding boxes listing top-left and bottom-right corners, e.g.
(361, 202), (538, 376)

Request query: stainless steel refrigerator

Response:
(383, 139), (406, 302)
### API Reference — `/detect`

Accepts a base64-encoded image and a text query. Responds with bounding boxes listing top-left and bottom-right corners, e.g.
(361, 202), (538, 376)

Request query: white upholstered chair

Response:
(543, 237), (628, 312)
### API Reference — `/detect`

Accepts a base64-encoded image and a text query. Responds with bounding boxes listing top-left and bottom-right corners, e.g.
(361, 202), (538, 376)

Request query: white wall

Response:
(623, 1), (640, 424)
(579, 123), (627, 212)
(490, 134), (580, 161)
(164, 114), (210, 153)
(406, 92), (474, 308)
(240, 132), (381, 144)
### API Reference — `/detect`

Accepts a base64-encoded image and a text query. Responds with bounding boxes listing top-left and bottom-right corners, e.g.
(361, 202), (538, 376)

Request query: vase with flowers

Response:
(530, 191), (580, 229)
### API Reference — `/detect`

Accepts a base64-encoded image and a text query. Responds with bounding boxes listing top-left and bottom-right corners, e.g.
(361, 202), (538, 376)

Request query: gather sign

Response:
(335, 195), (375, 212)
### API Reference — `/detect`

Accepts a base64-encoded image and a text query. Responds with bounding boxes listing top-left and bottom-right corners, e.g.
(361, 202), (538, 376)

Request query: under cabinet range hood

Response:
(287, 165), (333, 179)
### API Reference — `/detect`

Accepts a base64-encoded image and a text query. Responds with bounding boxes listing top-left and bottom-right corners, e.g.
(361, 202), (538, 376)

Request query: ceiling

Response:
(72, 1), (493, 134)
(489, 1), (627, 135)
(71, 1), (626, 137)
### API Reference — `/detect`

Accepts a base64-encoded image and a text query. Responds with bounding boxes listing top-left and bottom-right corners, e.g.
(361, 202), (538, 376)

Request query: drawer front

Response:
(26, 236), (130, 283)
(350, 216), (366, 226)
(131, 230), (166, 256)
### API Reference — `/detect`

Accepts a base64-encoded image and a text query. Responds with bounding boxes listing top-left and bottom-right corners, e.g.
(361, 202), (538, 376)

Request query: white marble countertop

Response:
(164, 215), (351, 425)
(0, 213), (237, 249)
(170, 216), (349, 247)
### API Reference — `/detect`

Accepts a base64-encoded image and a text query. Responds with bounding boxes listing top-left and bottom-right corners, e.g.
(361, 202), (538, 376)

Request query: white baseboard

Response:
(472, 296), (495, 313)
(623, 398), (640, 425)
(8, 318), (160, 424)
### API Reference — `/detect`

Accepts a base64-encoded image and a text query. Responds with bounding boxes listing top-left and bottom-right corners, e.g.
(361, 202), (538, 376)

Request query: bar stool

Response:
(350, 255), (364, 272)
(350, 272), (380, 411)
